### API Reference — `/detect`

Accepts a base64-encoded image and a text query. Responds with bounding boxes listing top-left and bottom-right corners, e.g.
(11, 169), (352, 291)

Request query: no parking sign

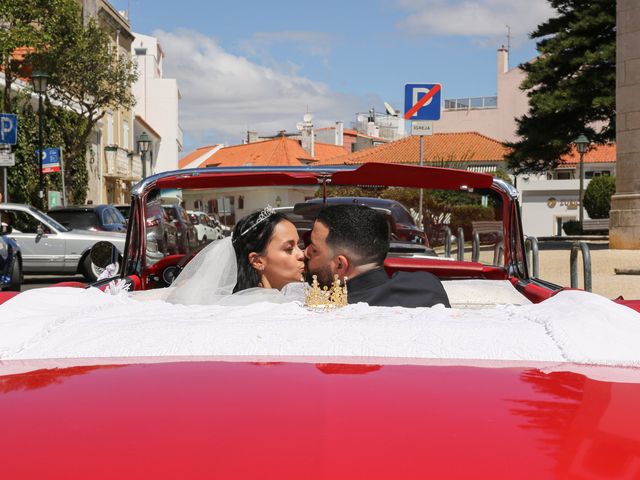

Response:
(404, 84), (442, 121)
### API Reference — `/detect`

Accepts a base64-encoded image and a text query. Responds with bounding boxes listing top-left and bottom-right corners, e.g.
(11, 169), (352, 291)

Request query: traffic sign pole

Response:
(419, 135), (424, 221)
(60, 147), (67, 206)
(405, 84), (441, 228)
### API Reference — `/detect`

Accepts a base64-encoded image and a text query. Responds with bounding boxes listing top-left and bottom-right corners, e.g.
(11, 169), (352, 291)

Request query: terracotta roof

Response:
(178, 145), (222, 169)
(558, 143), (616, 165)
(298, 142), (351, 162)
(1, 47), (35, 81)
(204, 137), (310, 167)
(316, 132), (510, 166)
(179, 137), (348, 169)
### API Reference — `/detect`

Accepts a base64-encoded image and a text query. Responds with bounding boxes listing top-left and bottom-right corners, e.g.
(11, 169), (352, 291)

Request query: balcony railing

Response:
(116, 148), (129, 176)
(104, 146), (133, 178)
(443, 96), (497, 110)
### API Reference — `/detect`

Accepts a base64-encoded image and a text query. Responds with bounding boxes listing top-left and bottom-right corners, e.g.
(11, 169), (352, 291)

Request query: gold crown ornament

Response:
(304, 274), (348, 311)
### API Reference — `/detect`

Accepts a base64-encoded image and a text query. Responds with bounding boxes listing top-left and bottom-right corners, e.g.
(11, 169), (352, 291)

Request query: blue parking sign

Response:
(404, 84), (442, 121)
(39, 148), (61, 173)
(0, 114), (18, 145)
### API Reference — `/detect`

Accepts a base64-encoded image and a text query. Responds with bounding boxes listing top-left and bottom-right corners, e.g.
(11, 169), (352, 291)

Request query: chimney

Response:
(335, 121), (344, 146)
(246, 131), (258, 144)
(498, 46), (509, 75)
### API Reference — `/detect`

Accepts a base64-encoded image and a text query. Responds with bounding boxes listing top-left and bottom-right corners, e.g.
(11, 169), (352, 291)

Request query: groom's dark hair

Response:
(316, 205), (389, 266)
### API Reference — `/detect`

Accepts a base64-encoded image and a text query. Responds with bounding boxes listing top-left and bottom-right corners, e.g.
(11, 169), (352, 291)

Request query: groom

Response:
(304, 204), (450, 308)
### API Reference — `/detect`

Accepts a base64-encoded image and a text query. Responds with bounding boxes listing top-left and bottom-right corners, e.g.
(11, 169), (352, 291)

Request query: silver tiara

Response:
(239, 205), (277, 237)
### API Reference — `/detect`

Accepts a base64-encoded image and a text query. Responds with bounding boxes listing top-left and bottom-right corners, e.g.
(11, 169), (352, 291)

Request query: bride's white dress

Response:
(130, 237), (305, 305)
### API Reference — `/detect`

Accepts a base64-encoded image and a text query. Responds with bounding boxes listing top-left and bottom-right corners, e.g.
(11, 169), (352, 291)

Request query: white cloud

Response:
(395, 0), (555, 46)
(237, 31), (334, 60)
(153, 29), (367, 148)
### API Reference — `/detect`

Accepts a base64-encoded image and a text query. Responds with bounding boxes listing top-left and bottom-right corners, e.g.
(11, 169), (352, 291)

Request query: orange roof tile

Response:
(298, 142), (350, 162)
(558, 143), (616, 165)
(180, 137), (349, 170)
(178, 145), (221, 169)
(204, 137), (310, 167)
(316, 132), (509, 166)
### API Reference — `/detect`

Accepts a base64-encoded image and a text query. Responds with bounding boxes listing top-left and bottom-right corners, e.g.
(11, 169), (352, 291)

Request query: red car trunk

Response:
(1, 360), (639, 479)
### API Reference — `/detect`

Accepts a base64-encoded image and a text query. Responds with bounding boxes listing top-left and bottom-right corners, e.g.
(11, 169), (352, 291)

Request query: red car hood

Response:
(1, 360), (639, 479)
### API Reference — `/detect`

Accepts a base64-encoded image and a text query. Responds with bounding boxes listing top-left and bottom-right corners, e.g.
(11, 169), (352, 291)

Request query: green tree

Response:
(1, 0), (137, 205)
(583, 175), (616, 219)
(507, 0), (615, 173)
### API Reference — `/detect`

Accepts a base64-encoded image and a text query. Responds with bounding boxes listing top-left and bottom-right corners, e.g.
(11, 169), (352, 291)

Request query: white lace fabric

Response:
(136, 237), (303, 306)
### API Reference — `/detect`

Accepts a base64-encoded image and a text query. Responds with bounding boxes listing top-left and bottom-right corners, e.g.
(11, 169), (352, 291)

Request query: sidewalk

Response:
(538, 248), (640, 300)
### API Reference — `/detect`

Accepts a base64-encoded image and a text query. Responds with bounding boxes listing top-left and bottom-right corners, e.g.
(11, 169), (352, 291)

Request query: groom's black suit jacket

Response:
(346, 267), (451, 308)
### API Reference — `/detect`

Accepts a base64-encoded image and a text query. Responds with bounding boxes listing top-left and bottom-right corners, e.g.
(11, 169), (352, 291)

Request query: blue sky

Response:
(111, 0), (555, 154)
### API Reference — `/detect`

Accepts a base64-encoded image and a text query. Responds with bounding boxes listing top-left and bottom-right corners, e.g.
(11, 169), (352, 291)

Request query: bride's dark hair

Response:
(231, 209), (287, 293)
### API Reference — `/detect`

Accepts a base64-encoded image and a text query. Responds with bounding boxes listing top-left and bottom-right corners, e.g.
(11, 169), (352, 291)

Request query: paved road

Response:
(21, 275), (87, 291)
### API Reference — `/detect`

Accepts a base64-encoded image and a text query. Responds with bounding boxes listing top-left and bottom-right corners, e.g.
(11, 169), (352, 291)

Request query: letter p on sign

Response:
(0, 114), (17, 145)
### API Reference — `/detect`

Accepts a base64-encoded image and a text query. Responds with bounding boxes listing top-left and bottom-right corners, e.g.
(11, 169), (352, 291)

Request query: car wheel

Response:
(7, 258), (21, 292)
(82, 253), (121, 282)
(81, 254), (103, 282)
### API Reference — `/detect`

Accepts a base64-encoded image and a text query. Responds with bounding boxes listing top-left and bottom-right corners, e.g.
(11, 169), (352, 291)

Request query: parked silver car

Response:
(0, 203), (126, 281)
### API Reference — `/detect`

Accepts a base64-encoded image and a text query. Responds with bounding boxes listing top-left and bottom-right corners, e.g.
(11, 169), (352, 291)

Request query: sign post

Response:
(404, 83), (442, 222)
(60, 147), (66, 206)
(37, 147), (66, 206)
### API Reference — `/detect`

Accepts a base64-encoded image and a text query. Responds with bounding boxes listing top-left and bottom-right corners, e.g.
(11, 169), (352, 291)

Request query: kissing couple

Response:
(164, 204), (450, 308)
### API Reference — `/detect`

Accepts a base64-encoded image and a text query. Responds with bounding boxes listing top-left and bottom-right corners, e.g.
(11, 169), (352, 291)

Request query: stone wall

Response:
(610, 0), (640, 248)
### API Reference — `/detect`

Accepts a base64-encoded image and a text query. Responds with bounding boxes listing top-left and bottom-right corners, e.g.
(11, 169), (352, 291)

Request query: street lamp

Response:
(574, 134), (590, 227)
(137, 131), (151, 178)
(31, 71), (50, 208)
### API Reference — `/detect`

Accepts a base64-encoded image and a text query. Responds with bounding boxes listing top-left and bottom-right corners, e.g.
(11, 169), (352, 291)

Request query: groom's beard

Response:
(305, 264), (335, 289)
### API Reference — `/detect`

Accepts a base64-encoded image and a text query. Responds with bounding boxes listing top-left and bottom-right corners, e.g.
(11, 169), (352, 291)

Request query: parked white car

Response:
(0, 203), (126, 281)
(187, 210), (223, 244)
(209, 212), (232, 237)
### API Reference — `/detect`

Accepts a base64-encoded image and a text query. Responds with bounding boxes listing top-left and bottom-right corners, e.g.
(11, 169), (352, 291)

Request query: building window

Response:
(556, 171), (572, 180)
(135, 48), (147, 55)
(106, 112), (114, 146)
(123, 120), (129, 150)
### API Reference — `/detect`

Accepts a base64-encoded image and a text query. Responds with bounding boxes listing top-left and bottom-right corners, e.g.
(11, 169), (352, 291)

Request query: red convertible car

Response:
(1, 163), (639, 479)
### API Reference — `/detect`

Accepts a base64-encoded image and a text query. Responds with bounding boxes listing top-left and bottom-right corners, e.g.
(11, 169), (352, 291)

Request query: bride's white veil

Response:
(163, 236), (304, 306)
(165, 237), (238, 305)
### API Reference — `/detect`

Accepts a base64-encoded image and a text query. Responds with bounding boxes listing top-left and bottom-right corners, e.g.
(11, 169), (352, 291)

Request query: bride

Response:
(146, 206), (307, 305)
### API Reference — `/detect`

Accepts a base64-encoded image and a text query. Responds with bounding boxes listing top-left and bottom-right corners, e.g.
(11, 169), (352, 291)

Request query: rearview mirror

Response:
(90, 241), (118, 269)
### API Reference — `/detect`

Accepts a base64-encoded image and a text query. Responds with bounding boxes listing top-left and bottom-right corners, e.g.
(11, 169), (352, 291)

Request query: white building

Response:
(131, 33), (183, 174)
(436, 47), (528, 143)
(519, 144), (616, 237)
(432, 47), (618, 238)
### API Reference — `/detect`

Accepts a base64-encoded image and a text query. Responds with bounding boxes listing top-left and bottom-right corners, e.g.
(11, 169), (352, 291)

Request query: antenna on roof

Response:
(506, 25), (511, 51)
(384, 102), (397, 116)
